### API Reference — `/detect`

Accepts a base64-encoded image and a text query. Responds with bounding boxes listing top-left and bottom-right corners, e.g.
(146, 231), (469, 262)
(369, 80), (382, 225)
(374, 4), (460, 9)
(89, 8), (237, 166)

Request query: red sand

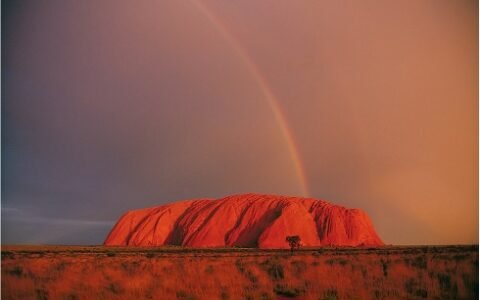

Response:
(104, 194), (383, 248)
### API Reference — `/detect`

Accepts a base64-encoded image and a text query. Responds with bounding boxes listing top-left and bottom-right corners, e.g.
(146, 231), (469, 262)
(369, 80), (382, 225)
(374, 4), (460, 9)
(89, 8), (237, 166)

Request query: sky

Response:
(2, 0), (478, 245)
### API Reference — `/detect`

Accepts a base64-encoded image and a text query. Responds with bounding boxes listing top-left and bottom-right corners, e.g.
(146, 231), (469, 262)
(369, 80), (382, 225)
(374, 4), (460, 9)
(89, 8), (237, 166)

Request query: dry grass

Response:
(2, 245), (478, 299)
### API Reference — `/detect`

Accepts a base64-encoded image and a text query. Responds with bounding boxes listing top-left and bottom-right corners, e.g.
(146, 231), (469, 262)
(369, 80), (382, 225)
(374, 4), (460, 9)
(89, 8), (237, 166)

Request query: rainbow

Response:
(190, 1), (309, 197)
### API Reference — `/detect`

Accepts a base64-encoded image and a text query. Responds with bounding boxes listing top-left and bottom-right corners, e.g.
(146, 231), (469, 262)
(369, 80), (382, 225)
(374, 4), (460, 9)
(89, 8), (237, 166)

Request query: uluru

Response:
(104, 194), (383, 248)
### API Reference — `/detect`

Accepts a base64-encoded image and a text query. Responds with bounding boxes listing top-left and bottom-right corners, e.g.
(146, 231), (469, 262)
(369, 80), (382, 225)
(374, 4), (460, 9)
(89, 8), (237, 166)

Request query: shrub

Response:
(65, 293), (79, 300)
(325, 258), (348, 266)
(35, 289), (48, 300)
(273, 284), (304, 297)
(291, 260), (307, 275)
(437, 273), (451, 290)
(220, 288), (229, 300)
(380, 259), (389, 277)
(360, 267), (368, 278)
(262, 261), (284, 280)
(235, 259), (246, 273)
(323, 289), (339, 300)
(108, 282), (122, 294)
(374, 289), (399, 299)
(462, 273), (479, 297)
(121, 261), (140, 274)
(410, 255), (427, 269)
(205, 265), (214, 274)
(260, 292), (273, 300)
(404, 278), (416, 294)
(235, 259), (258, 284)
(176, 290), (195, 300)
(7, 266), (23, 277)
(404, 278), (427, 297)
(415, 289), (428, 298)
(245, 270), (258, 284)
(145, 252), (155, 258)
(56, 262), (66, 271)
(1, 251), (14, 259)
(453, 254), (468, 261)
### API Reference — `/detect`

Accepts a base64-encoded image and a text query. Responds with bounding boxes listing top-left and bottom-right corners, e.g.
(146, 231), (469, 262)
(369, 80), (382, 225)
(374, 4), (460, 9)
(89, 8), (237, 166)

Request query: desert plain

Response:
(1, 245), (478, 299)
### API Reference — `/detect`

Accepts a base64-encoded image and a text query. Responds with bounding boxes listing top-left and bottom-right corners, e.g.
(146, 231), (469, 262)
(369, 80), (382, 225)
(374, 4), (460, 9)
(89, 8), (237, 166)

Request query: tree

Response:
(286, 235), (301, 253)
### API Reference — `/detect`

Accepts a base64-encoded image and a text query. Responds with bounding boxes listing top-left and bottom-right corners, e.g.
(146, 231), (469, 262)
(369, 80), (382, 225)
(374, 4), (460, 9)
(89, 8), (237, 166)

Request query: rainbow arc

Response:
(191, 1), (309, 197)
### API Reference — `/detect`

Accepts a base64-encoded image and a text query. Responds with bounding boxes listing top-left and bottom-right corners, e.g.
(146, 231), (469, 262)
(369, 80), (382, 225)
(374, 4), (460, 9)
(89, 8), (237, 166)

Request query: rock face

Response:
(104, 194), (383, 248)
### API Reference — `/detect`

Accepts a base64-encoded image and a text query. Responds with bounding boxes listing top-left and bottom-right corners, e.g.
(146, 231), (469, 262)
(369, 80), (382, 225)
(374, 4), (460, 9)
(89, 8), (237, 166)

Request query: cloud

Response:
(2, 206), (115, 244)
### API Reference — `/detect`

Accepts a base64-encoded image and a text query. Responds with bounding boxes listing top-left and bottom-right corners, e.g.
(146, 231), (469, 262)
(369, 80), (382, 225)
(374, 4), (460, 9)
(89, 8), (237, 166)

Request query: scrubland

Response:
(2, 245), (478, 299)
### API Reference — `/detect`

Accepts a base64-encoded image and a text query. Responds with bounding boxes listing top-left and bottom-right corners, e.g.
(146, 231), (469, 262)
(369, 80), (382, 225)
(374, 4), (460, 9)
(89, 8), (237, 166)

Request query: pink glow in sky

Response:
(2, 0), (478, 245)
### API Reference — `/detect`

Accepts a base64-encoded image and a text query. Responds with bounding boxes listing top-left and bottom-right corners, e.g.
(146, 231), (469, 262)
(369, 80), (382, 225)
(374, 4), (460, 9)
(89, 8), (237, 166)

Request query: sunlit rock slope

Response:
(104, 194), (383, 248)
